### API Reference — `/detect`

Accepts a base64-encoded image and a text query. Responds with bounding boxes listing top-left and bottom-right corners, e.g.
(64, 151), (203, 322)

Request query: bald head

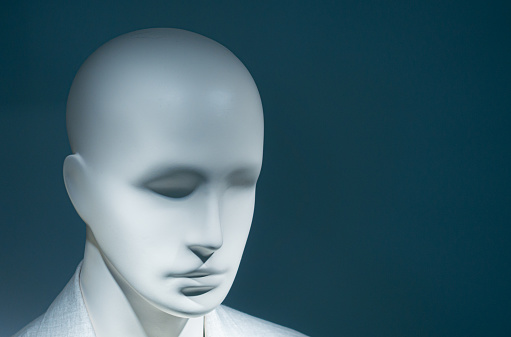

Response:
(66, 28), (263, 168)
(63, 30), (265, 317)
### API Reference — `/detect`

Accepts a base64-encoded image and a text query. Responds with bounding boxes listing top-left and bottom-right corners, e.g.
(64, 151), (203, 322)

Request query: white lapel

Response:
(32, 262), (96, 337)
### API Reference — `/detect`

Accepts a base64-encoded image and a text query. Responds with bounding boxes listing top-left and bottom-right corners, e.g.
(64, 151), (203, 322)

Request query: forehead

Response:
(86, 80), (264, 178)
(68, 30), (264, 176)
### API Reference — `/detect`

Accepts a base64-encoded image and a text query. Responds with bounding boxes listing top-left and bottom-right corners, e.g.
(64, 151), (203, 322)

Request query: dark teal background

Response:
(1, 1), (510, 336)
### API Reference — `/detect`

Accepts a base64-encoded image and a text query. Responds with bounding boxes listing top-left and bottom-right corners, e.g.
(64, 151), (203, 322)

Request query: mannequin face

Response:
(79, 90), (263, 317)
(65, 29), (264, 317)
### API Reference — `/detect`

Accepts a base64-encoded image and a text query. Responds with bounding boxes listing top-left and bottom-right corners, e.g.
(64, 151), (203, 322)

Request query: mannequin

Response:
(14, 29), (306, 337)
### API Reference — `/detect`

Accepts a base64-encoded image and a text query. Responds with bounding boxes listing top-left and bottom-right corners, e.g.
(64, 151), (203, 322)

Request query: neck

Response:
(80, 231), (204, 337)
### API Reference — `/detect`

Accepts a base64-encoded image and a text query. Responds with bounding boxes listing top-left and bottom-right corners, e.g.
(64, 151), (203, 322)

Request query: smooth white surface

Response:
(62, 28), (265, 337)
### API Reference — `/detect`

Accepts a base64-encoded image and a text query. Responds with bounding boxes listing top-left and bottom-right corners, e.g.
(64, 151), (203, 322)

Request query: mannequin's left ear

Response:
(63, 154), (94, 224)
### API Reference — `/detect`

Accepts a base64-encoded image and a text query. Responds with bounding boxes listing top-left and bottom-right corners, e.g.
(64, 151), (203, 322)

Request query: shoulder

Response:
(12, 263), (95, 337)
(207, 305), (308, 337)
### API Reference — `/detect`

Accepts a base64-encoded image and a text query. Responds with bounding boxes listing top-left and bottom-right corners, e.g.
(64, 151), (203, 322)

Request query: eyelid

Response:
(142, 171), (204, 199)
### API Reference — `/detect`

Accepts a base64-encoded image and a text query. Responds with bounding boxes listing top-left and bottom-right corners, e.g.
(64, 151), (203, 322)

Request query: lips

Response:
(180, 286), (215, 296)
(172, 270), (213, 278)
(166, 269), (224, 296)
(167, 267), (226, 279)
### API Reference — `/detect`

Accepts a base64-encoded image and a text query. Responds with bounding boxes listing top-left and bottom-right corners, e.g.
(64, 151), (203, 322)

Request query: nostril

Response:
(189, 245), (216, 263)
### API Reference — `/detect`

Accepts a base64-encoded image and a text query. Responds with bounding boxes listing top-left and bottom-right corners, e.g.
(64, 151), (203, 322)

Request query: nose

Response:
(189, 245), (217, 263)
(188, 193), (223, 263)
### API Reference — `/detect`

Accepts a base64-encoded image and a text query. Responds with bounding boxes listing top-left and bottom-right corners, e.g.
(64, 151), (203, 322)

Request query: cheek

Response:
(87, 182), (202, 274)
(220, 188), (256, 257)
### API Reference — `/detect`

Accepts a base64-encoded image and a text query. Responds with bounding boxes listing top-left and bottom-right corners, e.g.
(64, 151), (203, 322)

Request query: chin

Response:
(157, 300), (221, 318)
(146, 286), (229, 318)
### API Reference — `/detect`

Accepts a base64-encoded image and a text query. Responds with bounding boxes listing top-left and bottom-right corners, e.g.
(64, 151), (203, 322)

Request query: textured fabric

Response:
(13, 263), (95, 337)
(13, 263), (307, 337)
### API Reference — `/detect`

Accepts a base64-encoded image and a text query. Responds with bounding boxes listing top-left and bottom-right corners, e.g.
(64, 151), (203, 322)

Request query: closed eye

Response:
(143, 170), (204, 199)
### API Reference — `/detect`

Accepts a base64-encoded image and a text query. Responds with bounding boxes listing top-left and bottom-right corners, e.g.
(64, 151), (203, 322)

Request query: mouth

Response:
(166, 269), (224, 296)
(172, 270), (213, 278)
(180, 286), (215, 296)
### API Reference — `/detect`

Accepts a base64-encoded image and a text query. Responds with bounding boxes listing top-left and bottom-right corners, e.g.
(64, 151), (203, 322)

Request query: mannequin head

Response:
(63, 29), (263, 317)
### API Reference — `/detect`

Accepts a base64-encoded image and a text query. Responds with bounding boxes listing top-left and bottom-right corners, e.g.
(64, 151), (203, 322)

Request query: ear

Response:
(63, 154), (93, 225)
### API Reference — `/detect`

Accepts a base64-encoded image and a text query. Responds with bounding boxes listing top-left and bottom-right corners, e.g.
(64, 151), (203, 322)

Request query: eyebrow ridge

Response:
(138, 166), (207, 186)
